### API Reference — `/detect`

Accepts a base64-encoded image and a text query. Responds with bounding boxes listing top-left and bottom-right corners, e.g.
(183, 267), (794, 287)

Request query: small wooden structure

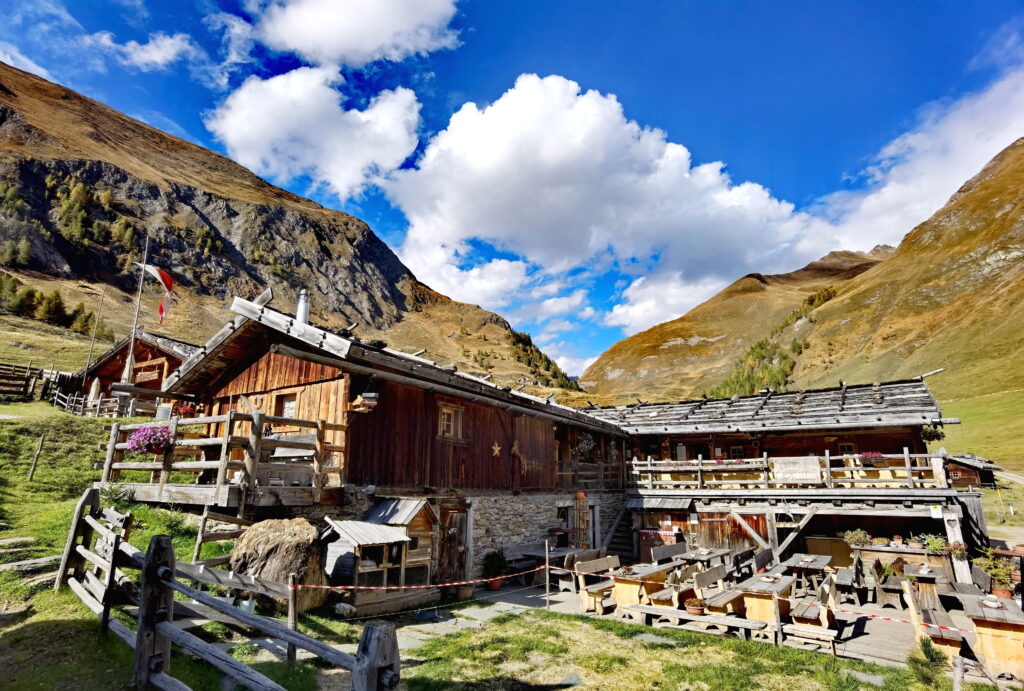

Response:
(943, 453), (1001, 488)
(364, 498), (439, 586)
(323, 518), (440, 616)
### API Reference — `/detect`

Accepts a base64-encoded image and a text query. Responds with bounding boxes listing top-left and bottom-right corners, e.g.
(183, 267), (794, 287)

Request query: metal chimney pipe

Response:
(295, 288), (309, 324)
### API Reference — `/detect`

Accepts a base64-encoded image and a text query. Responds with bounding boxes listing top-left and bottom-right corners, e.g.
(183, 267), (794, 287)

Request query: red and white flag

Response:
(136, 263), (175, 324)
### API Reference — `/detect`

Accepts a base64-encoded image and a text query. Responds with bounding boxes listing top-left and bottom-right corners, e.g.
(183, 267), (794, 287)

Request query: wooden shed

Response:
(81, 330), (198, 401)
(323, 518), (439, 616)
(363, 498), (439, 586)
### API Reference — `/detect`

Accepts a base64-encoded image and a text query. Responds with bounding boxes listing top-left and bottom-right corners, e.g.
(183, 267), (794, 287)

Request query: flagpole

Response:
(81, 285), (107, 387)
(123, 235), (150, 384)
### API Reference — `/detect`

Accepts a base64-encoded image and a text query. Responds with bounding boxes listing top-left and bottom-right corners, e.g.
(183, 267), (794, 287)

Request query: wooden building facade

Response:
(82, 331), (199, 397)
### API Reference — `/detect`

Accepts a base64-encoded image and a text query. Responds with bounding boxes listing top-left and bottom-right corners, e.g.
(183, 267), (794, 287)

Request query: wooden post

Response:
(239, 411), (264, 519)
(352, 621), (400, 691)
(313, 418), (326, 505)
(545, 539), (551, 611)
(26, 433), (45, 481)
(823, 450), (832, 488)
(904, 447), (915, 489)
(100, 528), (122, 635)
(941, 507), (972, 583)
(952, 655), (964, 691)
(102, 422), (122, 483)
(214, 410), (235, 506)
(191, 508), (209, 564)
(697, 455), (704, 489)
(762, 452), (769, 489)
(135, 535), (175, 689)
(55, 488), (98, 592)
(287, 572), (297, 668)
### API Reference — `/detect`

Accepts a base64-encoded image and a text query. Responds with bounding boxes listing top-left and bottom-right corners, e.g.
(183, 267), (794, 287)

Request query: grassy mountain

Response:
(581, 138), (1024, 467)
(579, 248), (891, 401)
(0, 61), (575, 389)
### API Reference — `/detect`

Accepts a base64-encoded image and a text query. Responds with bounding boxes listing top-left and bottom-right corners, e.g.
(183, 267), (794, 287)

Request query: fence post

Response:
(102, 422), (122, 483)
(287, 572), (297, 667)
(26, 433), (45, 481)
(352, 621), (400, 691)
(135, 535), (175, 689)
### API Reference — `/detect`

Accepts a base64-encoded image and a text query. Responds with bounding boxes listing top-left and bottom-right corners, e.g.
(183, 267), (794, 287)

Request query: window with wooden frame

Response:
(275, 393), (298, 419)
(729, 445), (745, 459)
(838, 442), (857, 456)
(437, 403), (464, 440)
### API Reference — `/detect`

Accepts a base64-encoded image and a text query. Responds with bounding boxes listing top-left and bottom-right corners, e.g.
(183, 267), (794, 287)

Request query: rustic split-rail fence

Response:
(56, 488), (401, 690)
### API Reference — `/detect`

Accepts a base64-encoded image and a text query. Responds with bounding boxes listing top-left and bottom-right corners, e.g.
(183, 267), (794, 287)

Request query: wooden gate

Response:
(436, 509), (467, 582)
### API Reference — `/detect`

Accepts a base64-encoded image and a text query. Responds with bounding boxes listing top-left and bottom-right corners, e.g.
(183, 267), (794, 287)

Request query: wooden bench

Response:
(628, 604), (769, 641)
(502, 542), (545, 584)
(834, 554), (862, 604)
(558, 547), (605, 593)
(902, 580), (963, 661)
(693, 564), (743, 615)
(951, 564), (990, 598)
(650, 541), (689, 565)
(576, 555), (619, 614)
(752, 548), (774, 574)
(781, 623), (839, 655)
(648, 563), (698, 608)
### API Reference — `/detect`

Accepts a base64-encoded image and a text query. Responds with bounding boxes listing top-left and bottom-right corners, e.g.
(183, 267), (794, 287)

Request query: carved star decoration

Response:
(491, 441), (502, 457)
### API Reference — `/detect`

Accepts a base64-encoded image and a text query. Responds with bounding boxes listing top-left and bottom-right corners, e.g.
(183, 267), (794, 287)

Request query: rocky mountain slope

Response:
(580, 247), (892, 400)
(0, 61), (575, 388)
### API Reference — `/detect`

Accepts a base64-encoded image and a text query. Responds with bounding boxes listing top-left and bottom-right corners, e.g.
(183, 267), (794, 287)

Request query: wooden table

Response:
(608, 562), (677, 612)
(523, 547), (583, 586)
(962, 595), (1024, 680)
(735, 574), (796, 642)
(675, 548), (731, 570)
(783, 554), (832, 595)
(903, 564), (943, 611)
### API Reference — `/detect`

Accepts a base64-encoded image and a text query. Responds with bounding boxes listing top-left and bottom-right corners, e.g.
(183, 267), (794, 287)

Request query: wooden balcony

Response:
(631, 450), (949, 492)
(98, 411), (346, 509)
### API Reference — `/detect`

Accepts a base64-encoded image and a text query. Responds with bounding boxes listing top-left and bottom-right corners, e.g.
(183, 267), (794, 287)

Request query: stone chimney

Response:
(295, 288), (309, 324)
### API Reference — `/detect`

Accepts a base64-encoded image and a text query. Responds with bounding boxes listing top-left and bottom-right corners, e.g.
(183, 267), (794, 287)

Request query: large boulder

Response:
(229, 518), (329, 613)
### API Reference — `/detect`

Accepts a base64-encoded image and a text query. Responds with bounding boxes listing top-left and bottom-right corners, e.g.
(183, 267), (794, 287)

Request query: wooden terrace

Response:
(98, 410), (346, 509)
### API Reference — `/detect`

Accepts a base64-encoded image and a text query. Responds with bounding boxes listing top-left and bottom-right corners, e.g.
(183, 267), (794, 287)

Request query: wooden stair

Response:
(605, 509), (634, 562)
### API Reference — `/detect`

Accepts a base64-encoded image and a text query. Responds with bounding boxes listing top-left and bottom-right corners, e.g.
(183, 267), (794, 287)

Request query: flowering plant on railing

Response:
(949, 541), (968, 560)
(860, 451), (884, 460)
(126, 425), (174, 455)
(177, 403), (196, 417)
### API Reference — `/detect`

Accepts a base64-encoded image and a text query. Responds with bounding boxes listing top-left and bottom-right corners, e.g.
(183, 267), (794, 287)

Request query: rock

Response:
(230, 518), (329, 613)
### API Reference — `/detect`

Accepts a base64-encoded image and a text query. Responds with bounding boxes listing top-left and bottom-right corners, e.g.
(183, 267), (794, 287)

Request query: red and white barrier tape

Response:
(288, 564), (547, 591)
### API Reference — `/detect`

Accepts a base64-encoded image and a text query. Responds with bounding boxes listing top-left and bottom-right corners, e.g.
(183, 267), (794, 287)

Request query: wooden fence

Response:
(52, 389), (123, 417)
(56, 488), (400, 690)
(631, 450), (949, 490)
(0, 362), (40, 397)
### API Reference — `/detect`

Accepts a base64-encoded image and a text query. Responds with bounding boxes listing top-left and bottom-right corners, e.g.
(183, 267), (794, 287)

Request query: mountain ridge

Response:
(0, 61), (577, 390)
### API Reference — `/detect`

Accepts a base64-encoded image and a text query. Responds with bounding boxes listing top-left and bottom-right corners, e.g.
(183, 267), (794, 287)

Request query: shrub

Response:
(481, 550), (509, 578)
(975, 548), (1015, 589)
(9, 286), (40, 317)
(843, 529), (870, 547)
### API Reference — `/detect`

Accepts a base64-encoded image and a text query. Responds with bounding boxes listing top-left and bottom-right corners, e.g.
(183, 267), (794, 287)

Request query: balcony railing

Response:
(100, 411), (346, 506)
(631, 450), (948, 491)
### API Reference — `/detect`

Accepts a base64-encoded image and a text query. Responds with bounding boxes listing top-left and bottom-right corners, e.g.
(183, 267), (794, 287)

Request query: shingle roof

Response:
(164, 293), (624, 436)
(364, 498), (438, 526)
(324, 518), (410, 546)
(586, 379), (957, 434)
(81, 330), (200, 377)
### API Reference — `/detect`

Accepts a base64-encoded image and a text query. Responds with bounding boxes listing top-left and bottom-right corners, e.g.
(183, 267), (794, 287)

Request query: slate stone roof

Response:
(585, 379), (957, 435)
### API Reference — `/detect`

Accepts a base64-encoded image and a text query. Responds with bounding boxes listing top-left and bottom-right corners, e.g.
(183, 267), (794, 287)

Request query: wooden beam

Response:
(109, 383), (199, 401)
(775, 508), (818, 559)
(728, 511), (769, 550)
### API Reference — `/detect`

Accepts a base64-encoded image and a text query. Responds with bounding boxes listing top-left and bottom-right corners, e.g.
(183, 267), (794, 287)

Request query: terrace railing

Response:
(99, 411), (346, 508)
(631, 450), (949, 491)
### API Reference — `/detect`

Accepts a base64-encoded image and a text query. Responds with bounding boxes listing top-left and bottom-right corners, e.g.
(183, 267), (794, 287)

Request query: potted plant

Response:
(482, 550), (508, 591)
(976, 549), (1015, 599)
(456, 584), (475, 600)
(923, 535), (948, 557)
(907, 535), (926, 550)
(948, 541), (968, 561)
(843, 529), (870, 548)
(892, 535), (904, 546)
(126, 425), (174, 455)
(684, 597), (706, 615)
(871, 536), (889, 546)
(177, 403), (197, 417)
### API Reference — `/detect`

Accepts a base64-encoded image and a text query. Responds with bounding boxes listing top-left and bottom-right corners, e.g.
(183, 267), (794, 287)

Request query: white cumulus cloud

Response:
(387, 73), (836, 330)
(85, 31), (202, 71)
(205, 66), (421, 201)
(256, 0), (459, 67)
(824, 64), (1024, 251)
(0, 40), (52, 79)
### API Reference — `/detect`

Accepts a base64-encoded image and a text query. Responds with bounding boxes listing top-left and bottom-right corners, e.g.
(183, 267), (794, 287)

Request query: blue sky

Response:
(2, 1), (1023, 375)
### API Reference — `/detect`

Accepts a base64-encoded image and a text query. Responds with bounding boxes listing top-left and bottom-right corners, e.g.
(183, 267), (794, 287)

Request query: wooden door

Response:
(436, 510), (467, 582)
